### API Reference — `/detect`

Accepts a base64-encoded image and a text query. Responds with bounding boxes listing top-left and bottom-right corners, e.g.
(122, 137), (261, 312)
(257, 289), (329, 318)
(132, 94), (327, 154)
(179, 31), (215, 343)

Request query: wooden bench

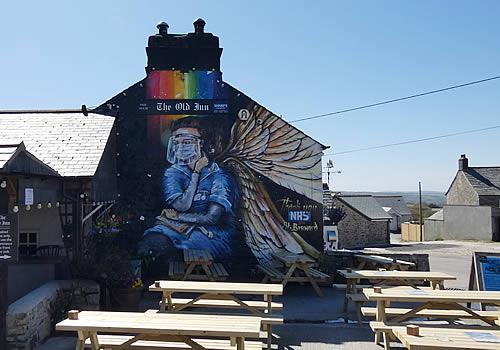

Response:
(207, 263), (229, 280)
(163, 298), (283, 311)
(169, 261), (186, 277)
(305, 268), (329, 281)
(84, 335), (263, 350)
(369, 321), (394, 350)
(361, 306), (500, 321)
(257, 265), (285, 283)
(346, 293), (369, 325)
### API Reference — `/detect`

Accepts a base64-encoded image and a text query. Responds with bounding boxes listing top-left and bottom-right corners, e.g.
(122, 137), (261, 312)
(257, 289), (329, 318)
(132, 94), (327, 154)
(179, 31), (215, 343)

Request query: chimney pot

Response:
(157, 22), (169, 36)
(193, 18), (206, 34)
(459, 154), (469, 171)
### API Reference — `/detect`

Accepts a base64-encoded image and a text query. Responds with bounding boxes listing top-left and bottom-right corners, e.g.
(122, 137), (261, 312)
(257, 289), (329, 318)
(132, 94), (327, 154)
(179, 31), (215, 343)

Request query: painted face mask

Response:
(166, 132), (202, 165)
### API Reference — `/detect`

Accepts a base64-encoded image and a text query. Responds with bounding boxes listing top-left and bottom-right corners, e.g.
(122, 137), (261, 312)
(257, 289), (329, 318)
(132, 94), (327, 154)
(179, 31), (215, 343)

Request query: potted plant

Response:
(107, 268), (144, 311)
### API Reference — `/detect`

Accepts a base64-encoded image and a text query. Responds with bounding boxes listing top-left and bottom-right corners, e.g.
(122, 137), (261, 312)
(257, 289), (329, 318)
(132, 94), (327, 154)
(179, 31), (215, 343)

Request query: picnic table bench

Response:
(338, 269), (456, 323)
(56, 310), (261, 350)
(259, 252), (329, 297)
(149, 281), (283, 349)
(168, 249), (228, 281)
(364, 287), (500, 347)
(370, 322), (500, 350)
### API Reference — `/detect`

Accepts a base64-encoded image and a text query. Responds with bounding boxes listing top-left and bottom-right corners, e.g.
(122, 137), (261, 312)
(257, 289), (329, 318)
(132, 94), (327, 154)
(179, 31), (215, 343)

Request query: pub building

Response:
(0, 19), (326, 307)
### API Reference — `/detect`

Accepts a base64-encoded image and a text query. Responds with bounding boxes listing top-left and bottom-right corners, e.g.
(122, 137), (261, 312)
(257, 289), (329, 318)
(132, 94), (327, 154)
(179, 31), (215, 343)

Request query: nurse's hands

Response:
(191, 156), (208, 173)
(162, 208), (179, 220)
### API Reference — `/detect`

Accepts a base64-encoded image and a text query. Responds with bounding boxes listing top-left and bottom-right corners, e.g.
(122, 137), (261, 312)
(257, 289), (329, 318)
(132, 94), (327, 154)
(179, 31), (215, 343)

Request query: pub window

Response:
(19, 232), (38, 256)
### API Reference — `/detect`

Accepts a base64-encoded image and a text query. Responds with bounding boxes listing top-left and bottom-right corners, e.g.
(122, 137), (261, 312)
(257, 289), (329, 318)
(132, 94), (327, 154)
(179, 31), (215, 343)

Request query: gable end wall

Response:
(447, 171), (479, 205)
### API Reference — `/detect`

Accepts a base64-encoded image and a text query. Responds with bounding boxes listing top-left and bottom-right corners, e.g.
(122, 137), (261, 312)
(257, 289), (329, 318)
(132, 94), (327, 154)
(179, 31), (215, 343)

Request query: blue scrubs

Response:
(144, 162), (239, 260)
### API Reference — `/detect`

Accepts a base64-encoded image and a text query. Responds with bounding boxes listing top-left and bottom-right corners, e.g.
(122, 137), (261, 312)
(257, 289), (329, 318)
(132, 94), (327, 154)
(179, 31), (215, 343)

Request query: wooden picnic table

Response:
(150, 280), (283, 314)
(56, 310), (261, 350)
(338, 269), (456, 315)
(364, 288), (500, 326)
(183, 249), (215, 280)
(391, 325), (500, 350)
(354, 254), (415, 271)
(270, 251), (327, 297)
(150, 280), (283, 350)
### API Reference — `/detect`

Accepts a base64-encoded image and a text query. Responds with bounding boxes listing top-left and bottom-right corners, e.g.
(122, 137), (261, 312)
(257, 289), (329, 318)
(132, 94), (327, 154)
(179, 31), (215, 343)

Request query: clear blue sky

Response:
(1, 1), (499, 192)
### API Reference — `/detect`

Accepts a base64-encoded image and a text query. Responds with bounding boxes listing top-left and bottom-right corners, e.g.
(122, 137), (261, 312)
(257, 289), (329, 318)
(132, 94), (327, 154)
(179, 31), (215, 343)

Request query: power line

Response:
(323, 124), (500, 156)
(290, 75), (500, 123)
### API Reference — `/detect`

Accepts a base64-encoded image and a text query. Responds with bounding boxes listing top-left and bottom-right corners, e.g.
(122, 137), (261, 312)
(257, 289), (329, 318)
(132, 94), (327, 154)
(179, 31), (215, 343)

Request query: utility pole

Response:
(419, 181), (423, 241)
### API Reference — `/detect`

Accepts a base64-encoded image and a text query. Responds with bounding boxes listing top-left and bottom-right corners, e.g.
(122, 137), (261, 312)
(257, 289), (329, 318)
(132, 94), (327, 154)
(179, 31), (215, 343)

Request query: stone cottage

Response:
(425, 154), (500, 241)
(332, 195), (391, 249)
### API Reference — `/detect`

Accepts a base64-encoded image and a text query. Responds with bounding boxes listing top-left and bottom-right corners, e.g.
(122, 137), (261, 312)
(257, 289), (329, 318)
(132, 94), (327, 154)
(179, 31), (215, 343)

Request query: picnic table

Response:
(338, 269), (456, 323)
(365, 287), (500, 347)
(149, 280), (283, 349)
(365, 288), (500, 326)
(150, 280), (282, 314)
(354, 254), (416, 271)
(260, 252), (328, 297)
(390, 325), (500, 350)
(169, 249), (228, 281)
(56, 310), (261, 350)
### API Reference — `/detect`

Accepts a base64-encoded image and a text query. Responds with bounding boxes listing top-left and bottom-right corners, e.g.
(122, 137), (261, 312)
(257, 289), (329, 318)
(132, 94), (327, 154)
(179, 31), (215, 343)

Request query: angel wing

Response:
(223, 104), (324, 203)
(220, 104), (323, 264)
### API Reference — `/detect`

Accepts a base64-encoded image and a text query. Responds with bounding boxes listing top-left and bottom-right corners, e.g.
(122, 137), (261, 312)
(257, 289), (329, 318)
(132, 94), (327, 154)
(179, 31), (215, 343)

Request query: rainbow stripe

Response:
(145, 70), (225, 146)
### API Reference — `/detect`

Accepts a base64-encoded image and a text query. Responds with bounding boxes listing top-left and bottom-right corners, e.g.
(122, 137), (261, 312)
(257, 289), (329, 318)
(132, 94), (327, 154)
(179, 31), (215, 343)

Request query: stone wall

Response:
(447, 172), (479, 205)
(334, 200), (389, 249)
(322, 251), (430, 283)
(6, 280), (99, 350)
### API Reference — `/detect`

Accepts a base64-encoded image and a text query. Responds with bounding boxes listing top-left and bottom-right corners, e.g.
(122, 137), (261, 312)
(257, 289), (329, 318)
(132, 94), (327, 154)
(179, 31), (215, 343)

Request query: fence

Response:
(401, 222), (424, 242)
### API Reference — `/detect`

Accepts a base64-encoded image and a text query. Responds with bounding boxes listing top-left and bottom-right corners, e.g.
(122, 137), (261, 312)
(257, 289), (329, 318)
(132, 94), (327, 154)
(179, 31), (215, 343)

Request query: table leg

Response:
(183, 262), (196, 280)
(236, 337), (245, 350)
(75, 331), (88, 350)
(201, 263), (214, 281)
(343, 279), (353, 313)
(300, 263), (323, 297)
(374, 300), (386, 344)
(264, 294), (273, 349)
(89, 332), (100, 350)
(282, 264), (297, 288)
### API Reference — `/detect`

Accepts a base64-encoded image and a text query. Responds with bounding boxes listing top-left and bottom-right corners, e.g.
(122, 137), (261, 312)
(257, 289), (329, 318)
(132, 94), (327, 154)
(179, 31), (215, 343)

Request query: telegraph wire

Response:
(289, 75), (500, 123)
(323, 124), (500, 156)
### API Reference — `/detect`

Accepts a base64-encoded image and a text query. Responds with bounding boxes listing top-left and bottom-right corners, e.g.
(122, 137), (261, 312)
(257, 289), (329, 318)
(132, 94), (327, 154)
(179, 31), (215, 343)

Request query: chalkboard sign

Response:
(474, 252), (500, 291)
(0, 213), (18, 264)
(468, 251), (500, 310)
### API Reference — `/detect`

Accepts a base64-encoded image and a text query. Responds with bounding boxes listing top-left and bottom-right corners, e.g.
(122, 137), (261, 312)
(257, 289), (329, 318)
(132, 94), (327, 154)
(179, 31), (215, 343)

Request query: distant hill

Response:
(337, 191), (446, 207)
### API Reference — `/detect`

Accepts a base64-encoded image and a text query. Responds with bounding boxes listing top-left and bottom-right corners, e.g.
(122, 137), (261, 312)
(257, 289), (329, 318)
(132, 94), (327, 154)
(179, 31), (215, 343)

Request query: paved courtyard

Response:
(37, 237), (500, 350)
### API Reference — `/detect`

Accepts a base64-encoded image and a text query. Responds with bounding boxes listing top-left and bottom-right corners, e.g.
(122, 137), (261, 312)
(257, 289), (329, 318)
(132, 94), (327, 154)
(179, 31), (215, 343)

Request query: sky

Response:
(1, 1), (499, 192)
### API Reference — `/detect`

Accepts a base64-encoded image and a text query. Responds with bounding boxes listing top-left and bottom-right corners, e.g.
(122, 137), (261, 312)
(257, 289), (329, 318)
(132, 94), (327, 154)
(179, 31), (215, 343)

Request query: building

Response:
(0, 19), (327, 300)
(424, 154), (500, 241)
(332, 195), (391, 249)
(373, 195), (412, 232)
(0, 113), (117, 302)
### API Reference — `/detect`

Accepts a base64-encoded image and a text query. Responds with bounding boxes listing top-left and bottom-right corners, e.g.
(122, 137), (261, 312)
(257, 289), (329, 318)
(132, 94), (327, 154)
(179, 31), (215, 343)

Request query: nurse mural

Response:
(139, 118), (239, 260)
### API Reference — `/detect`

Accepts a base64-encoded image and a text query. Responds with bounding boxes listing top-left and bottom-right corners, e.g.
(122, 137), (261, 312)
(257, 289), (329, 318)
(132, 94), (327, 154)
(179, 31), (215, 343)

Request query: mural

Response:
(129, 69), (324, 264)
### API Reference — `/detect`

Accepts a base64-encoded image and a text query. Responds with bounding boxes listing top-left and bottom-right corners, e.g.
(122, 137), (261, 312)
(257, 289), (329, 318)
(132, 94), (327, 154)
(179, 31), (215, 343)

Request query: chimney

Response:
(458, 154), (469, 171)
(145, 19), (222, 72)
(193, 18), (206, 34)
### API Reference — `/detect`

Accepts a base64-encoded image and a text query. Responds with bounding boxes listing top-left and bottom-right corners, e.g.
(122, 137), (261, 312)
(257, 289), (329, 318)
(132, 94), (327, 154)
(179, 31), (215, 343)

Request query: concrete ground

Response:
(37, 238), (500, 350)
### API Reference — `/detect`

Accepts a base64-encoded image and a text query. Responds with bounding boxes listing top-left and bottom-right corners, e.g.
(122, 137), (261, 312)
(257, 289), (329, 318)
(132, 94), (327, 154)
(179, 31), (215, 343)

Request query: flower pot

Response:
(109, 287), (143, 311)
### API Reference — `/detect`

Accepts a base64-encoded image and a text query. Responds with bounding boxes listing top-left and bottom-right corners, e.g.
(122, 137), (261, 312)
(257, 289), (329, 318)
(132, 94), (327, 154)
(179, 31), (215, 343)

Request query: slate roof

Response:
(337, 195), (392, 221)
(374, 195), (412, 216)
(0, 113), (115, 177)
(462, 167), (500, 196)
(0, 144), (19, 169)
